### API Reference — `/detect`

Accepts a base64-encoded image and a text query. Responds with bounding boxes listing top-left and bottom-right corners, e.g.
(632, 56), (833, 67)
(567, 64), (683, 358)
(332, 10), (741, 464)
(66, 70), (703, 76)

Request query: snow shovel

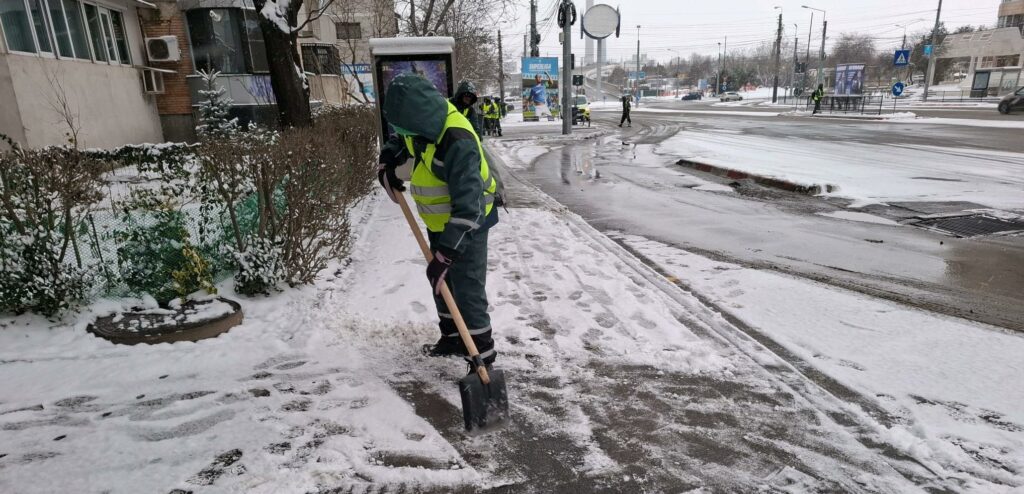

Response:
(393, 191), (509, 432)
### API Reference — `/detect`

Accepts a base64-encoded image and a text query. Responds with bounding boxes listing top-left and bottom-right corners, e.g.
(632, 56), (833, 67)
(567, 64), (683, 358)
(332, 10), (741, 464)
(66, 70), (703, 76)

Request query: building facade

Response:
(0, 0), (164, 148)
(998, 0), (1024, 32)
(935, 27), (1023, 95)
(2, 0), (391, 148)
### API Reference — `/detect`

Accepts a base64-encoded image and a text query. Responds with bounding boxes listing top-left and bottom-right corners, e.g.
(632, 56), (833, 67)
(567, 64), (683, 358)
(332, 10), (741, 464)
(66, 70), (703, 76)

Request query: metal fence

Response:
(925, 90), (1003, 103)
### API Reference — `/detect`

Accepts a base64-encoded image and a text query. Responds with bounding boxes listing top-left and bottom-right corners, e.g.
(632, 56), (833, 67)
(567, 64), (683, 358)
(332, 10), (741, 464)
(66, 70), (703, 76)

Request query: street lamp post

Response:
(922, 0), (943, 102)
(802, 5), (826, 88)
(717, 42), (722, 95)
(635, 25), (641, 105)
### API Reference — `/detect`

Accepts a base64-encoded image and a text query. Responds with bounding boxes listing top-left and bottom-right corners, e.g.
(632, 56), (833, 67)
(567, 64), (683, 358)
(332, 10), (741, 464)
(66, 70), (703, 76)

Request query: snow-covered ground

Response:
(657, 130), (1024, 209)
(618, 234), (1024, 489)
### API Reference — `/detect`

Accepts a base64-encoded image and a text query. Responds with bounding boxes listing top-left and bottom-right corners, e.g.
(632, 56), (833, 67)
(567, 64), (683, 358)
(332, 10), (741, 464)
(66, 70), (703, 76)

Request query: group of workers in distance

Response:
(451, 81), (504, 138)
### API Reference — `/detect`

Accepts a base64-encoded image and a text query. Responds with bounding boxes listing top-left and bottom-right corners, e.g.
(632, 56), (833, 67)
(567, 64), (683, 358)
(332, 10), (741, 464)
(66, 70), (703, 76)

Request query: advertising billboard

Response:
(834, 63), (865, 96)
(522, 57), (560, 121)
(369, 37), (456, 140)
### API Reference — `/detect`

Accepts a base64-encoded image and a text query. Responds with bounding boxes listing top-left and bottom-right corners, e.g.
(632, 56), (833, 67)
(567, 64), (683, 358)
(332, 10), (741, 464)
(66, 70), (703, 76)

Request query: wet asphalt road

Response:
(490, 111), (1024, 332)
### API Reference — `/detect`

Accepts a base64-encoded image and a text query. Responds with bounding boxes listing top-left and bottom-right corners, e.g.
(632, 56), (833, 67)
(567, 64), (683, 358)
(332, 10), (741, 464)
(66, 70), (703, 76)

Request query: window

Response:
(0, 0), (37, 52)
(187, 8), (269, 74)
(109, 9), (128, 63)
(242, 9), (267, 72)
(27, 0), (52, 53)
(46, 0), (73, 57)
(142, 68), (164, 93)
(300, 43), (340, 75)
(83, 3), (105, 61)
(187, 8), (245, 73)
(61, 0), (90, 59)
(335, 21), (360, 40)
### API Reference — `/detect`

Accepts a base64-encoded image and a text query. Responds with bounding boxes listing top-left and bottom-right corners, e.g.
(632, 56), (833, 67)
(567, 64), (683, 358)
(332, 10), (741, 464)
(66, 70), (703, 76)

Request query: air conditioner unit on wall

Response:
(146, 36), (181, 62)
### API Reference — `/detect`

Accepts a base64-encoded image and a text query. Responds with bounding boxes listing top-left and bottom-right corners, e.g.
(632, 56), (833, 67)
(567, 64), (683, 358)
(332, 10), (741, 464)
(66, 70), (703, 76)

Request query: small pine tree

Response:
(196, 70), (239, 137)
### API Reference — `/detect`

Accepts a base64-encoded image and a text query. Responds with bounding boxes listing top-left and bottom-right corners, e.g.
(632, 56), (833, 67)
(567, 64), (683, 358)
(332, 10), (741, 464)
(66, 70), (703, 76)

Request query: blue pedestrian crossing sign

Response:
(893, 50), (910, 66)
(892, 82), (905, 97)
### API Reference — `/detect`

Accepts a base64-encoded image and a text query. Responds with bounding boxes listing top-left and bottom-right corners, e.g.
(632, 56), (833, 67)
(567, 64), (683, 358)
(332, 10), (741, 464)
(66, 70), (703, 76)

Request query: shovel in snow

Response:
(393, 191), (509, 432)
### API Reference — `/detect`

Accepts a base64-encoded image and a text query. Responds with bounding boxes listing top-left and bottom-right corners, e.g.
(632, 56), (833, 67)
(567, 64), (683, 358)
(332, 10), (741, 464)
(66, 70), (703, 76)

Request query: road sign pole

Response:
(561, 0), (573, 135)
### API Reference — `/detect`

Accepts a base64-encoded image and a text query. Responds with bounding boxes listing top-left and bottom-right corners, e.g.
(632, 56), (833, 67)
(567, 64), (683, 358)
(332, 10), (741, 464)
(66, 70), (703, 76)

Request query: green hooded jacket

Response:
(451, 80), (483, 136)
(382, 74), (491, 255)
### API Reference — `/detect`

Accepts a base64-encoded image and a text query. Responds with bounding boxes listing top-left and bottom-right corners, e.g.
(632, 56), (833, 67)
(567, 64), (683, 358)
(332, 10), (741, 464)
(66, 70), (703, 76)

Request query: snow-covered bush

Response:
(228, 236), (283, 296)
(0, 140), (106, 316)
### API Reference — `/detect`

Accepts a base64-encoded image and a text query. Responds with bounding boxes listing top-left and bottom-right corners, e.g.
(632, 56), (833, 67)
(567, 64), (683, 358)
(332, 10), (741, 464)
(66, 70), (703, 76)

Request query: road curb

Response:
(674, 158), (837, 195)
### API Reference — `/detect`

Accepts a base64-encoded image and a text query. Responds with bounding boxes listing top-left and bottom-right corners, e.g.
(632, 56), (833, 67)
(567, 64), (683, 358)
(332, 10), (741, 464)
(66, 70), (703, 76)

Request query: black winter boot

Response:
(422, 336), (468, 358)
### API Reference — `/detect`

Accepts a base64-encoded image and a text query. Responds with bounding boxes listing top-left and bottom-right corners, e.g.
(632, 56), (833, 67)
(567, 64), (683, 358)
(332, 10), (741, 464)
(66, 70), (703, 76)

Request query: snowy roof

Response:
(369, 37), (455, 56)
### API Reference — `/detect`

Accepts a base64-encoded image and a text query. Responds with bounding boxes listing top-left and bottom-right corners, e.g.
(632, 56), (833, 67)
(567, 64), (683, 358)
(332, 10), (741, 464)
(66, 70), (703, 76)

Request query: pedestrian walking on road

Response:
(619, 94), (632, 127)
(377, 73), (500, 368)
(812, 83), (824, 115)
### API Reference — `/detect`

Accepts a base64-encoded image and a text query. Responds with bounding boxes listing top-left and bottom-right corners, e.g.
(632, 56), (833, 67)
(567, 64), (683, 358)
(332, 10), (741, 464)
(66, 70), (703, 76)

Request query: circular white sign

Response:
(582, 4), (619, 40)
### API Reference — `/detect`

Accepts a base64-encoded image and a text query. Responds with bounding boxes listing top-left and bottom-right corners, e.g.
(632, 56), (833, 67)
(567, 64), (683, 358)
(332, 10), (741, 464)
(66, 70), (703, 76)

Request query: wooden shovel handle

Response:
(394, 191), (491, 385)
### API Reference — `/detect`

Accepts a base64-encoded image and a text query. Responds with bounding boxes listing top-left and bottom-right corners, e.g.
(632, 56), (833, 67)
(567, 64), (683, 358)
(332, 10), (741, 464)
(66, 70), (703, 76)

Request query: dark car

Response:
(681, 92), (702, 101)
(997, 86), (1024, 114)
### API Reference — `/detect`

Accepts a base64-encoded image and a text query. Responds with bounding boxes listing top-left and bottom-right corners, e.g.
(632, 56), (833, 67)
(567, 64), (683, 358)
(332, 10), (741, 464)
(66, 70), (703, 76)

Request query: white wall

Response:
(5, 55), (163, 148)
(0, 1), (164, 148)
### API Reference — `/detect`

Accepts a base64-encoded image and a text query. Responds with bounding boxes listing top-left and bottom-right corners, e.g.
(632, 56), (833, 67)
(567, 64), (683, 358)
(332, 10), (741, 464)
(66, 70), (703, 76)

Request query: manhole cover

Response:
(916, 215), (1024, 238)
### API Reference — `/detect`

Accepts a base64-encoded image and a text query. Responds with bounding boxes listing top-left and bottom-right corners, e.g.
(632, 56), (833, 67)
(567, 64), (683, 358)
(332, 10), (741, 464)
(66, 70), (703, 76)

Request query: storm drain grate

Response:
(916, 215), (1024, 238)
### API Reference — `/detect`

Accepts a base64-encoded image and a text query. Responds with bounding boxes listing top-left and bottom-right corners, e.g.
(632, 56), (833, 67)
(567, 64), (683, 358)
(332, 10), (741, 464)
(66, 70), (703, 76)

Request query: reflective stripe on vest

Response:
(406, 102), (497, 232)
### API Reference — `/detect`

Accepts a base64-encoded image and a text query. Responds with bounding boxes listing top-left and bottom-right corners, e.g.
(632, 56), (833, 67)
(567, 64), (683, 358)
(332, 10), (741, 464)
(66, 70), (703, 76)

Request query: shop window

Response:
(0, 0), (37, 52)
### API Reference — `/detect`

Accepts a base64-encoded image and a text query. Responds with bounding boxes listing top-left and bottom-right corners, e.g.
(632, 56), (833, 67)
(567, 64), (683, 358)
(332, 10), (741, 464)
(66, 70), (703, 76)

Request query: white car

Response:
(719, 91), (743, 102)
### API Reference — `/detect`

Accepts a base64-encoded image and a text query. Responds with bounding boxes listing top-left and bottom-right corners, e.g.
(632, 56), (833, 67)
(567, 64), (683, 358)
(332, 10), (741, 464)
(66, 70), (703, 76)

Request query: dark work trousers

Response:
(813, 100), (821, 114)
(428, 228), (495, 364)
(619, 110), (631, 126)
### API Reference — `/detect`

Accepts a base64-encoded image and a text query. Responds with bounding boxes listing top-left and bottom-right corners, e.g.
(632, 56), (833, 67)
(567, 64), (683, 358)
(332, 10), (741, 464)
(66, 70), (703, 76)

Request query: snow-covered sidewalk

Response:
(2, 161), (1022, 491)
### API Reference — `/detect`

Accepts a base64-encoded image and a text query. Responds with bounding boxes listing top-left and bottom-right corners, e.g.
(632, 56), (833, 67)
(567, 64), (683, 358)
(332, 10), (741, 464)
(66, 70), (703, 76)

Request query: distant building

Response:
(934, 27), (1023, 95)
(998, 0), (1024, 32)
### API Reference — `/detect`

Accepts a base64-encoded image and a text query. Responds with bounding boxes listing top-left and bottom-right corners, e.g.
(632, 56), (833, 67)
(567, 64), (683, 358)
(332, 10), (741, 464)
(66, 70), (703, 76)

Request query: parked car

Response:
(998, 86), (1024, 114)
(681, 92), (702, 101)
(572, 95), (591, 126)
(719, 91), (743, 102)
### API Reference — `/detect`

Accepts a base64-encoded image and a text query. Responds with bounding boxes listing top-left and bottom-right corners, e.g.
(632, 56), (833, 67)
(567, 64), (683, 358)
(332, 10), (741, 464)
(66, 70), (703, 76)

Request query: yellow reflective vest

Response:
(405, 103), (498, 232)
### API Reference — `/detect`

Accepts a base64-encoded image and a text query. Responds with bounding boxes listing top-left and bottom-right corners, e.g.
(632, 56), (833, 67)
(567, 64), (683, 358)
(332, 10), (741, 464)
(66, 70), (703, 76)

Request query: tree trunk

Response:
(253, 0), (312, 128)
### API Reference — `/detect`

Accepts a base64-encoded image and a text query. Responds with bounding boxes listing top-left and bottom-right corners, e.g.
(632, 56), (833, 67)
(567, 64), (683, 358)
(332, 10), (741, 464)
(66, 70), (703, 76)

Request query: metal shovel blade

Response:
(459, 368), (509, 432)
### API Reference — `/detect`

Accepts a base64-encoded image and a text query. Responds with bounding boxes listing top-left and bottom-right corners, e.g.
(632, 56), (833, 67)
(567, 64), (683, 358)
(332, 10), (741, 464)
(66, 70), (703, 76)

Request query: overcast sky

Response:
(500, 0), (1000, 64)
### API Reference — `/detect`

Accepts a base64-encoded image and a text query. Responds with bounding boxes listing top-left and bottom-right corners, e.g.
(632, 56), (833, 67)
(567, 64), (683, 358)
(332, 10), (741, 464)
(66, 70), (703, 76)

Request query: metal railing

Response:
(925, 89), (1003, 103)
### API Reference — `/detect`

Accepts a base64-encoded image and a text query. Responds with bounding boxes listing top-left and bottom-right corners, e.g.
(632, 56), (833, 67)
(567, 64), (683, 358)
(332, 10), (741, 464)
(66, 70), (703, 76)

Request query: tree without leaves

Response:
(252, 0), (338, 128)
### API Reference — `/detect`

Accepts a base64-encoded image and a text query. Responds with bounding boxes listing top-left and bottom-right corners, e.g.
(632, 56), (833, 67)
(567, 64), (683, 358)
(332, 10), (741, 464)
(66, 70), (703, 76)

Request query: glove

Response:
(377, 146), (405, 203)
(426, 249), (455, 296)
(377, 164), (404, 203)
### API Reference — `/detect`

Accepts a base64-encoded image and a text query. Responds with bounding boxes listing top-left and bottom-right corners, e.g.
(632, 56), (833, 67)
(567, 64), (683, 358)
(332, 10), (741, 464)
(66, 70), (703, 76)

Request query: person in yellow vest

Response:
(484, 97), (503, 137)
(377, 73), (499, 368)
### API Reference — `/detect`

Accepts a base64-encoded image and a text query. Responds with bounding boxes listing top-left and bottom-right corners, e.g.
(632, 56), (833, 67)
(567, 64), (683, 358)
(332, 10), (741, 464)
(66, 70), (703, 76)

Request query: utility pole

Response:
(717, 42), (722, 95)
(722, 36), (727, 89)
(793, 25), (799, 96)
(524, 34), (528, 59)
(635, 25), (641, 105)
(922, 0), (943, 102)
(817, 20), (827, 87)
(772, 12), (782, 103)
(561, 0), (573, 135)
(498, 30), (505, 110)
(530, 0), (540, 57)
